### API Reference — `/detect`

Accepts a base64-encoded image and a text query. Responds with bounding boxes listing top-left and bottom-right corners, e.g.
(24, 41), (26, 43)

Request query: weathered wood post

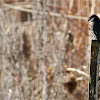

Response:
(89, 40), (99, 100)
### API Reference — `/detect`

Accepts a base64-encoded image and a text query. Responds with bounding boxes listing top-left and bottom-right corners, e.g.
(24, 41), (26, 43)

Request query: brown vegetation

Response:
(0, 0), (99, 100)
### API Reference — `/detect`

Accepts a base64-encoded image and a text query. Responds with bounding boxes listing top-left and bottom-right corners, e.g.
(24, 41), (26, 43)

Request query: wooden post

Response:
(89, 40), (99, 100)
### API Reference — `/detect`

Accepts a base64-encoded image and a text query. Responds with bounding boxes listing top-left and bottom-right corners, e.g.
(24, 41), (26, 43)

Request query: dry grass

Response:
(0, 0), (99, 100)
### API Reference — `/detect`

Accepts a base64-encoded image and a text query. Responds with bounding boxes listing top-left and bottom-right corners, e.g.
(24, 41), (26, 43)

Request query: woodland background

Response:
(0, 0), (99, 100)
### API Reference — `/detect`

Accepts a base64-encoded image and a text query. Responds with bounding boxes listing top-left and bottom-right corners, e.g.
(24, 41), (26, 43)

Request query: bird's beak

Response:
(87, 16), (93, 21)
(87, 18), (93, 22)
(87, 18), (90, 21)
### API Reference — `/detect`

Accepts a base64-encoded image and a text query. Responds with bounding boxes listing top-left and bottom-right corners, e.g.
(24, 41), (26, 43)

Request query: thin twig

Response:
(66, 68), (89, 77)
(3, 3), (88, 20)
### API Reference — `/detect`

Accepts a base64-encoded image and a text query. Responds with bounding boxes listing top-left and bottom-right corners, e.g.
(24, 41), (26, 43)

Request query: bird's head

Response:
(88, 14), (100, 23)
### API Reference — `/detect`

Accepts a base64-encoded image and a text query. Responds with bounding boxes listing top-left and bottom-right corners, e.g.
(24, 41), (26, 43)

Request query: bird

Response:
(88, 14), (100, 42)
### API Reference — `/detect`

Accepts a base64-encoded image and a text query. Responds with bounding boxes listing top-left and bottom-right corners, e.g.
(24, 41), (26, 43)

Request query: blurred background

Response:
(0, 0), (99, 100)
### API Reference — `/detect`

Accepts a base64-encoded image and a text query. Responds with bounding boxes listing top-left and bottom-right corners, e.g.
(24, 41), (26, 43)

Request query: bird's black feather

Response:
(88, 14), (100, 42)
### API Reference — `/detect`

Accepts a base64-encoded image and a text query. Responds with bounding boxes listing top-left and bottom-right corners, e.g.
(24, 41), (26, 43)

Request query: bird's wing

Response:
(89, 26), (97, 39)
(93, 22), (100, 40)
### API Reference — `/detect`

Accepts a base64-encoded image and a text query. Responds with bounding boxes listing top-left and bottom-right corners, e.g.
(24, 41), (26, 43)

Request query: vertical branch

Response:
(51, 0), (57, 28)
(68, 0), (74, 14)
(89, 40), (99, 100)
(41, 0), (47, 100)
(86, 0), (91, 67)
(91, 0), (95, 14)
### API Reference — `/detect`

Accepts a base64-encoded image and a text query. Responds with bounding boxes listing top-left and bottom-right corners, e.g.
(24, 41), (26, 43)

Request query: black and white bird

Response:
(88, 14), (100, 42)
